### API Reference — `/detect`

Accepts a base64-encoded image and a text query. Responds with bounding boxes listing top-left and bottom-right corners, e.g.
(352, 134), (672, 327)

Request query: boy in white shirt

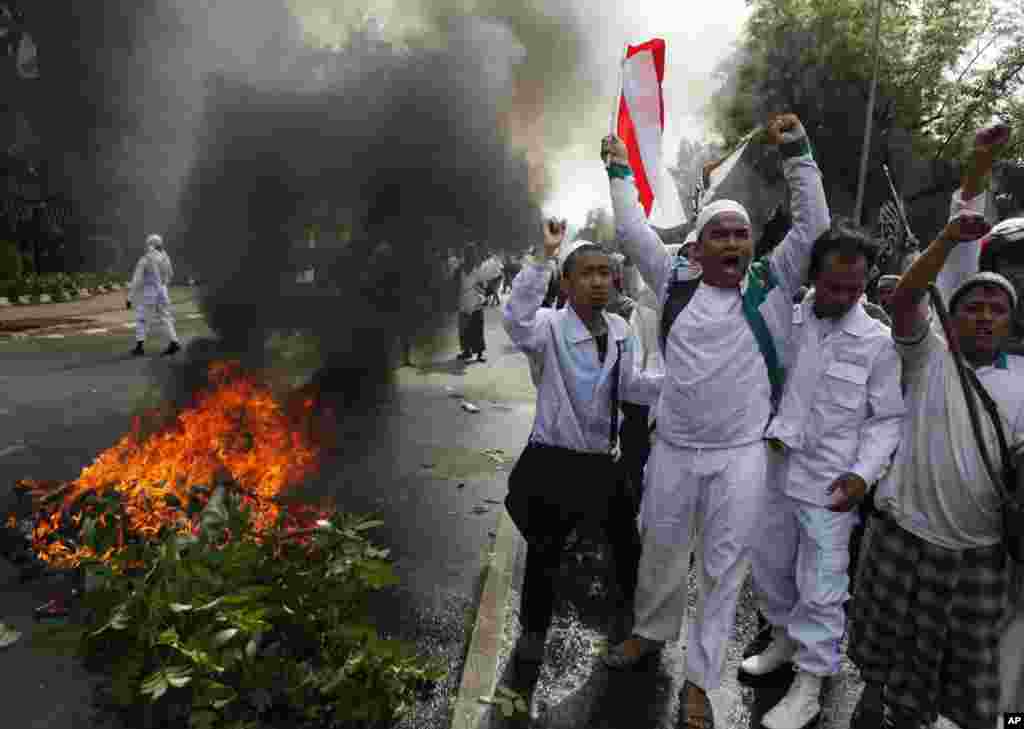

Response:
(502, 219), (662, 671)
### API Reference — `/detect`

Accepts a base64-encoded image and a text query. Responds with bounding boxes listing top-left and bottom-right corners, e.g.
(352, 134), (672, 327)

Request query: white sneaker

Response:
(739, 628), (796, 676)
(761, 670), (823, 729)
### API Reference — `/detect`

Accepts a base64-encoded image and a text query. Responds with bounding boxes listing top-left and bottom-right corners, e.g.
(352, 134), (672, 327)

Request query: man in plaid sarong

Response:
(849, 159), (1022, 729)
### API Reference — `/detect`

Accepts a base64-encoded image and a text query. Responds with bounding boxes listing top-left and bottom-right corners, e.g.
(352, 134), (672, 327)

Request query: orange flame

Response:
(19, 361), (326, 568)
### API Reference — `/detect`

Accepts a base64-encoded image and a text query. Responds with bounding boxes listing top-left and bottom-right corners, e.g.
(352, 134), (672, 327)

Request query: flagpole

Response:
(610, 44), (627, 135)
(853, 0), (884, 225)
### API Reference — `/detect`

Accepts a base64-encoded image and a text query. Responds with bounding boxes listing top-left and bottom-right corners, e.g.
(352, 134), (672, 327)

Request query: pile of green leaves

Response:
(1, 270), (129, 302)
(59, 483), (445, 729)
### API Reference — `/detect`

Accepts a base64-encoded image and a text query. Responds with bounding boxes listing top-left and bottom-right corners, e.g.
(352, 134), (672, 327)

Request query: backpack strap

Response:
(653, 257), (785, 434)
(609, 338), (624, 455)
(740, 259), (785, 409)
(659, 261), (702, 352)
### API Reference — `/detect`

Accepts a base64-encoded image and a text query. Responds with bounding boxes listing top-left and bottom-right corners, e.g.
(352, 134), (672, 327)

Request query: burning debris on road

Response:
(10, 360), (335, 570)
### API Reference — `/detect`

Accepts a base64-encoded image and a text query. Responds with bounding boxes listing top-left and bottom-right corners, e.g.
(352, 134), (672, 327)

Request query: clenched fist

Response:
(543, 218), (567, 259)
(601, 135), (629, 168)
(763, 113), (806, 146)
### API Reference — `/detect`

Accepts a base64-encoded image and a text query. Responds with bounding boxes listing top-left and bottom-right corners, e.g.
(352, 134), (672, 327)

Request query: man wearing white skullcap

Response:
(128, 233), (180, 356)
(848, 123), (1022, 729)
(599, 114), (830, 729)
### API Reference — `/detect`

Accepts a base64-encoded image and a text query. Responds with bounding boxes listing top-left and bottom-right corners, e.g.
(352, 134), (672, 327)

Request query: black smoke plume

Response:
(171, 22), (541, 412)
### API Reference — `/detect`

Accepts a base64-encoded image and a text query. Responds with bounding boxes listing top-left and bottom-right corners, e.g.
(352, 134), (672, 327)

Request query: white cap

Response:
(557, 238), (597, 271)
(990, 217), (1024, 243)
(949, 271), (1018, 313)
(146, 234), (163, 249)
(693, 199), (751, 240)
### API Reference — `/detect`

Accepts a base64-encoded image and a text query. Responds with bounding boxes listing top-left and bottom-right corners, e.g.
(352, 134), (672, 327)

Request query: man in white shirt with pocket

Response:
(739, 220), (905, 729)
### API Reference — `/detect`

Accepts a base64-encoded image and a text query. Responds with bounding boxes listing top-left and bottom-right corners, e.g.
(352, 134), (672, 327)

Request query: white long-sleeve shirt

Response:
(503, 259), (663, 454)
(130, 247), (165, 301)
(156, 250), (173, 287)
(766, 295), (905, 506)
(609, 151), (830, 449)
(935, 188), (988, 303)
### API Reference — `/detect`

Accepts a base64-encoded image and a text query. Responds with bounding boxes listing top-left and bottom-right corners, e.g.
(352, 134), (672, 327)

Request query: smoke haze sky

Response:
(290, 0), (752, 225)
(543, 0), (752, 224)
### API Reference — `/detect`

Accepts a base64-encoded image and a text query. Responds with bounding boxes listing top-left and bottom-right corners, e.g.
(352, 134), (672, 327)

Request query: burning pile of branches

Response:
(9, 360), (333, 570)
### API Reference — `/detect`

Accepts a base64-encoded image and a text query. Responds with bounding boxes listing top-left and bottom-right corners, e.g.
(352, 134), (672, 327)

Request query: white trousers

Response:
(634, 437), (768, 691)
(750, 457), (859, 677)
(136, 285), (178, 343)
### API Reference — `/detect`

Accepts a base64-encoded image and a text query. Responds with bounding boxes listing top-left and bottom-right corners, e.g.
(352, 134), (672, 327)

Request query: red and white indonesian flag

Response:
(615, 39), (685, 228)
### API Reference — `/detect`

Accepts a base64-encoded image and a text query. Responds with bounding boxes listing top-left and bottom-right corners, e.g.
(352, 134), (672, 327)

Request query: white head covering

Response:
(949, 271), (1018, 313)
(693, 199), (751, 241)
(990, 216), (1024, 243)
(557, 238), (598, 272)
(146, 233), (163, 250)
(876, 274), (900, 289)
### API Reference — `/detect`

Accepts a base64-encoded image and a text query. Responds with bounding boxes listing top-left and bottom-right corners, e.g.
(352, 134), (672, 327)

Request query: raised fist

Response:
(543, 218), (567, 258)
(601, 135), (629, 167)
(764, 113), (807, 146)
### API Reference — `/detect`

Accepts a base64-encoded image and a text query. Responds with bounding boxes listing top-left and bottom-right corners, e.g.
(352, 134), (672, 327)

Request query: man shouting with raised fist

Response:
(599, 115), (830, 729)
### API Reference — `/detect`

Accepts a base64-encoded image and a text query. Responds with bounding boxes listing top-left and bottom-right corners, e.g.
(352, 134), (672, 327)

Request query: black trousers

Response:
(618, 402), (652, 513)
(513, 446), (641, 636)
(458, 309), (485, 355)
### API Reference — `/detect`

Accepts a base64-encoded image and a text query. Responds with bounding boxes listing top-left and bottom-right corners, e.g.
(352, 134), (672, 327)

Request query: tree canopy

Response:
(704, 0), (1023, 228)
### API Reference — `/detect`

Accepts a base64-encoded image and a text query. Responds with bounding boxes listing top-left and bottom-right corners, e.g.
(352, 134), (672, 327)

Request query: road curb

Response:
(450, 508), (521, 729)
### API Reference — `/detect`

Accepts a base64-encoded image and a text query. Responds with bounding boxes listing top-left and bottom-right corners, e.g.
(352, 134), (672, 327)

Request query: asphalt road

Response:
(1, 295), (1019, 729)
(0, 296), (534, 729)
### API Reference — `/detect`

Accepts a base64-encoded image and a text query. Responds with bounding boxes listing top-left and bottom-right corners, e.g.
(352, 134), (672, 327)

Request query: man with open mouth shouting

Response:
(599, 114), (830, 729)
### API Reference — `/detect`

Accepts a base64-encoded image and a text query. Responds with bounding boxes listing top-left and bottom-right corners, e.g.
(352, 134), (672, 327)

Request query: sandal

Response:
(601, 635), (663, 670)
(680, 680), (715, 729)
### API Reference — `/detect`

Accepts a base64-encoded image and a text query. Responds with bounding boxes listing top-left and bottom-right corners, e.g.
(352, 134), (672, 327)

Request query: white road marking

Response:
(82, 328), (109, 335)
(186, 314), (202, 320)
(41, 334), (65, 339)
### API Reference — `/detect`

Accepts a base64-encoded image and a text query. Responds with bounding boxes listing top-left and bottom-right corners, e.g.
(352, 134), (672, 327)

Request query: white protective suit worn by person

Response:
(606, 126), (830, 694)
(743, 286), (904, 728)
(130, 234), (179, 354)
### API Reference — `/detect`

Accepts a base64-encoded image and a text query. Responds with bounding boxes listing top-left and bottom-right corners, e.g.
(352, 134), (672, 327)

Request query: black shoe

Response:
(476, 353), (487, 363)
(457, 351), (472, 361)
(131, 342), (144, 356)
(162, 341), (181, 356)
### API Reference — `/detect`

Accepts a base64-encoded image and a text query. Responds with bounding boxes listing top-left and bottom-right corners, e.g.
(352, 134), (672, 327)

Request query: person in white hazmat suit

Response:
(128, 233), (180, 356)
(599, 114), (830, 729)
(738, 220), (905, 729)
